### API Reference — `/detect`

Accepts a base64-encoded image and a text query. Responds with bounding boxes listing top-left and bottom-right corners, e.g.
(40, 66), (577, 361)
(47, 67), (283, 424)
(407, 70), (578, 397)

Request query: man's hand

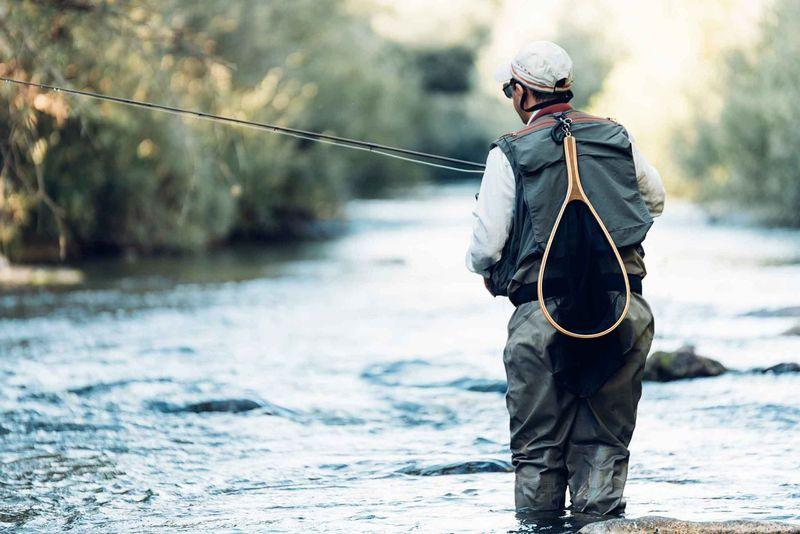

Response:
(483, 277), (493, 295)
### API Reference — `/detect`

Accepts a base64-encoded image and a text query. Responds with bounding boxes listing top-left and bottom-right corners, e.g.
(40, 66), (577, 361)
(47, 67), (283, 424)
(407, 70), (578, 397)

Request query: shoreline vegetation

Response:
(674, 0), (800, 228)
(0, 1), (504, 264)
(2, 0), (798, 267)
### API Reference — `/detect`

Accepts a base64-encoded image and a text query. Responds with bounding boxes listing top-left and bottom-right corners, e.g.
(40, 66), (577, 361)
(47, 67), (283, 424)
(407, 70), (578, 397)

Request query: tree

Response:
(675, 0), (800, 226)
(0, 1), (493, 260)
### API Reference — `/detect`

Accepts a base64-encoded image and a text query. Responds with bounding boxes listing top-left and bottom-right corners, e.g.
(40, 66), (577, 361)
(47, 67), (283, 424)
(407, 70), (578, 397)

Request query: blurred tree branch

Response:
(0, 0), (493, 261)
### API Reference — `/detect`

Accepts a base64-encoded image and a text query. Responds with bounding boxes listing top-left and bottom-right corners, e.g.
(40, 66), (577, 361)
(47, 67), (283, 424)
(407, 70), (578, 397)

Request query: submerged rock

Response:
(398, 458), (512, 476)
(23, 421), (120, 433)
(150, 398), (263, 414)
(782, 324), (800, 336)
(182, 399), (263, 413)
(743, 306), (800, 318)
(446, 377), (507, 393)
(578, 515), (800, 533)
(360, 359), (432, 387)
(755, 362), (800, 374)
(643, 346), (727, 382)
(68, 377), (172, 396)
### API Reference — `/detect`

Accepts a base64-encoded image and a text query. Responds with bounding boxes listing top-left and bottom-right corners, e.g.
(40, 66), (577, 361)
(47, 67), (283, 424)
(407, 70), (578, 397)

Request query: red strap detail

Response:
(509, 109), (617, 137)
(532, 103), (572, 121)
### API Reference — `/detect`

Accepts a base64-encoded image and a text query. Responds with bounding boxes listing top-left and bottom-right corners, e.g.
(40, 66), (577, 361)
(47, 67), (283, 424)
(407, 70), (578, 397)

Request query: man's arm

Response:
(465, 147), (516, 277)
(628, 132), (666, 217)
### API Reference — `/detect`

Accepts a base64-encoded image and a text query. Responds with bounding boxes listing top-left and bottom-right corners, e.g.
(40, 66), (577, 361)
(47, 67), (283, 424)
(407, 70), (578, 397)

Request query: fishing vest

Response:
(487, 106), (653, 300)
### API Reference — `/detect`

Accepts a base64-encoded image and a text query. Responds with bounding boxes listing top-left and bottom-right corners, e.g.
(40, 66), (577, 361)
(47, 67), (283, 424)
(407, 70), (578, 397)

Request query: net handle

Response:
(536, 135), (631, 339)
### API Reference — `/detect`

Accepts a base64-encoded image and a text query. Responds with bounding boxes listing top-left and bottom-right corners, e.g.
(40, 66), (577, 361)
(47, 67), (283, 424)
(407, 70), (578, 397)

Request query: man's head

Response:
(495, 41), (574, 123)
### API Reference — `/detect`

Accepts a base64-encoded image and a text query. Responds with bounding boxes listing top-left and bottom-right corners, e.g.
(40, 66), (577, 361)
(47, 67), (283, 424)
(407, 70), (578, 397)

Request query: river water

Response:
(1, 183), (799, 532)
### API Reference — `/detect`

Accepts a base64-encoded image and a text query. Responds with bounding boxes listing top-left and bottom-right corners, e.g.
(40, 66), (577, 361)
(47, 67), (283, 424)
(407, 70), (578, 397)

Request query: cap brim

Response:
(493, 61), (512, 83)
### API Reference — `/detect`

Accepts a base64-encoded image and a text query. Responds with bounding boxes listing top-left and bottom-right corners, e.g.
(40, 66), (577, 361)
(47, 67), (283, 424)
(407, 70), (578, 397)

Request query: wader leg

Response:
(503, 294), (654, 514)
(565, 293), (655, 515)
(503, 302), (577, 512)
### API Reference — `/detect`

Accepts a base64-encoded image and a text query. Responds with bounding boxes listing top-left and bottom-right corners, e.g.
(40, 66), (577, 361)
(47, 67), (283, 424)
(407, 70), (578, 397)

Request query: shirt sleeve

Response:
(628, 131), (666, 217)
(465, 146), (516, 276)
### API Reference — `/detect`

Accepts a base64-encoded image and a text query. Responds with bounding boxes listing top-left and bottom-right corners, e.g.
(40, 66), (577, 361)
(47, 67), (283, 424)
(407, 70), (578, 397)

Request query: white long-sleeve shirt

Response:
(466, 112), (666, 276)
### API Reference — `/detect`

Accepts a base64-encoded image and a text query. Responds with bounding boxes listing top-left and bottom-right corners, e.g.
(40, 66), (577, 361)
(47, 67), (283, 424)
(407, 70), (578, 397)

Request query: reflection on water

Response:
(1, 184), (799, 531)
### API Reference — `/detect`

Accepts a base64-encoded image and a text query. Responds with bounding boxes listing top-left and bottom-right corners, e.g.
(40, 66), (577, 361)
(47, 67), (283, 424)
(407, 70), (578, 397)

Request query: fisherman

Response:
(466, 41), (665, 515)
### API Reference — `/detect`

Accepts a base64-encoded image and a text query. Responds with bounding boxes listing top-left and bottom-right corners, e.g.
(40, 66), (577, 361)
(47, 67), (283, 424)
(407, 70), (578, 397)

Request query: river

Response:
(1, 183), (799, 532)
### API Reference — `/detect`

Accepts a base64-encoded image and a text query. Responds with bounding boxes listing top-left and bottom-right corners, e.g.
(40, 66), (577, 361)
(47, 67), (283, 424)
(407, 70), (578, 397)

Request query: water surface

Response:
(1, 184), (799, 532)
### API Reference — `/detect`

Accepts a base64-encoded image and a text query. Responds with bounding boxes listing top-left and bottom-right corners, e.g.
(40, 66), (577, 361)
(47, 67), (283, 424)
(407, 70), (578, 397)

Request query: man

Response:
(466, 41), (665, 515)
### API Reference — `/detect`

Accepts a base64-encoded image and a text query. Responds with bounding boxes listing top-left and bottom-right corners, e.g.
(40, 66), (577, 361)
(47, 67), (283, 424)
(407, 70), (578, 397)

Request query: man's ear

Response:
(512, 83), (526, 110)
(515, 83), (532, 112)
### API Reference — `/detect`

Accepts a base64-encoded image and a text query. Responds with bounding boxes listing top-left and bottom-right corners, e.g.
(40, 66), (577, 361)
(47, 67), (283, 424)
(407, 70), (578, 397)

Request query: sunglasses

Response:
(502, 79), (516, 99)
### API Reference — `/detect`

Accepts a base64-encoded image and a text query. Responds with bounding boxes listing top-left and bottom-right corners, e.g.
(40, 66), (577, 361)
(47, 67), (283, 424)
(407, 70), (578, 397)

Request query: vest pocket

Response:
(520, 160), (568, 248)
(579, 156), (652, 247)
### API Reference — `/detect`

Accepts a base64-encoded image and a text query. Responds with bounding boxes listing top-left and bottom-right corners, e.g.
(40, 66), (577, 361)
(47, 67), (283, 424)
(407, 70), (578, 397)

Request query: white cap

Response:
(494, 41), (573, 93)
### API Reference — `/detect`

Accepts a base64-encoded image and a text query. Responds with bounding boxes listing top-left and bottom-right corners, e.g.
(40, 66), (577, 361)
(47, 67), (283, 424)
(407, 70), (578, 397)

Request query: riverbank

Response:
(0, 255), (83, 287)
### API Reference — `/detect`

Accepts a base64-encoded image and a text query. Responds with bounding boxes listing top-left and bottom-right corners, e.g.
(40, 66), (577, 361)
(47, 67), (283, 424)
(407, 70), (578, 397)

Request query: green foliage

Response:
(675, 0), (800, 226)
(0, 0), (492, 260)
(414, 46), (476, 94)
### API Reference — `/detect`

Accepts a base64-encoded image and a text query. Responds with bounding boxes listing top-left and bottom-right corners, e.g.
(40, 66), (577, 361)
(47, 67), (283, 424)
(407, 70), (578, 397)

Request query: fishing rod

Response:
(1, 77), (486, 174)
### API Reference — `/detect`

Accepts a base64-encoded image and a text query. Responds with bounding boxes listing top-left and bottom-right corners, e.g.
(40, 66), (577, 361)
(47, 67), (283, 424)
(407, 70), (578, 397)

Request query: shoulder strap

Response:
(508, 110), (619, 139)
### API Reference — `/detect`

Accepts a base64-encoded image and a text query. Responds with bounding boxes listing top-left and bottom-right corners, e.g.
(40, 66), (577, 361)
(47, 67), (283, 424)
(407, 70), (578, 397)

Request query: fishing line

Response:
(0, 77), (486, 174)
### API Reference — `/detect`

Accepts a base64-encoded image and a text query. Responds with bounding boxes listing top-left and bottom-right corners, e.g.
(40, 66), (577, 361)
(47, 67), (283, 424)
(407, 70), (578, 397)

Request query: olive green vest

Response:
(487, 108), (653, 298)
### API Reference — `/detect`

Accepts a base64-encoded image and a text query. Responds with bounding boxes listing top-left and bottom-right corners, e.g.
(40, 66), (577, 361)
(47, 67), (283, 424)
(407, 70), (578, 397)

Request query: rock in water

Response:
(446, 377), (508, 393)
(756, 362), (800, 374)
(783, 324), (800, 336)
(643, 345), (727, 382)
(578, 515), (800, 533)
(398, 458), (512, 476)
(150, 399), (263, 413)
(743, 306), (800, 318)
(182, 399), (263, 413)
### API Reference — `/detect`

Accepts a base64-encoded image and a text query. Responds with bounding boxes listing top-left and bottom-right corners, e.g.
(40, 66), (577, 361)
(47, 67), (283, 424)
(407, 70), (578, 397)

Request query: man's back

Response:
(483, 106), (654, 302)
(467, 41), (665, 515)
